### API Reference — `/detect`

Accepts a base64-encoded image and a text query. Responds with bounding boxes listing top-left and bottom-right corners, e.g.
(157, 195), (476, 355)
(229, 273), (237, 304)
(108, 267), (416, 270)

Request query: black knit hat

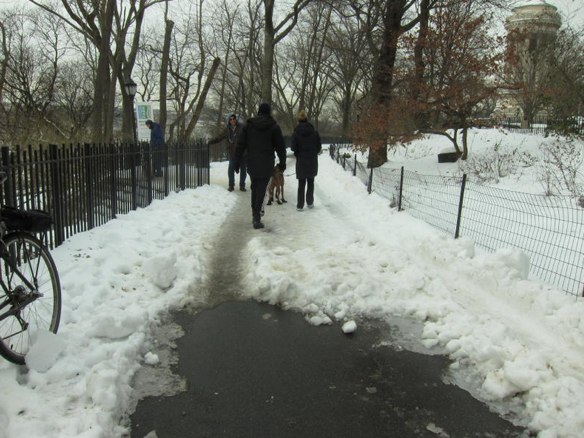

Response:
(258, 102), (271, 115)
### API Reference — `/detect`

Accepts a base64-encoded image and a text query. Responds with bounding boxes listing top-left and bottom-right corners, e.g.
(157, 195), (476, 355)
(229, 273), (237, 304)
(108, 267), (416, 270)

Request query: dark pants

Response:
(297, 178), (314, 209)
(152, 145), (164, 176)
(250, 177), (270, 221)
(228, 158), (247, 189)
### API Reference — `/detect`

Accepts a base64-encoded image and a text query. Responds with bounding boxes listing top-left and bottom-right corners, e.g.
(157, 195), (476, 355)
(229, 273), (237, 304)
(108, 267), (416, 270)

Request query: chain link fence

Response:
(330, 144), (584, 298)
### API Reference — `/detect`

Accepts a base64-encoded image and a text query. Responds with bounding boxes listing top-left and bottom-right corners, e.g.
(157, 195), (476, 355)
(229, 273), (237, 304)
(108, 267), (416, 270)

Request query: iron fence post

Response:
(368, 167), (373, 194)
(84, 144), (94, 229)
(353, 154), (357, 176)
(130, 142), (137, 210)
(49, 144), (65, 246)
(1, 146), (15, 207)
(146, 143), (153, 205)
(455, 174), (467, 239)
(110, 144), (117, 219)
(399, 166), (404, 211)
(180, 143), (186, 190)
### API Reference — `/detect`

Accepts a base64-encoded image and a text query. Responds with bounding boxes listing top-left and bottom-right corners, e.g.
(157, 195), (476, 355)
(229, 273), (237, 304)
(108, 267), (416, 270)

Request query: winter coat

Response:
(291, 121), (321, 179)
(150, 123), (165, 149)
(235, 114), (286, 179)
(209, 116), (242, 159)
(225, 123), (241, 159)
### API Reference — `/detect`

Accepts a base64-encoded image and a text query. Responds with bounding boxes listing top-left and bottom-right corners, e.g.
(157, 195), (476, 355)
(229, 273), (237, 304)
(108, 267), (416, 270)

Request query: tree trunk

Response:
(183, 58), (222, 140)
(368, 0), (407, 168)
(159, 19), (174, 131)
(217, 19), (233, 128)
(261, 0), (276, 104)
(412, 0), (431, 129)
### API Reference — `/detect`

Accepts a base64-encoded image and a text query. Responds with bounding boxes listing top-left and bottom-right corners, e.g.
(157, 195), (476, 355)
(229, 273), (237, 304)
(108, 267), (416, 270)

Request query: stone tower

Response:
(501, 1), (562, 126)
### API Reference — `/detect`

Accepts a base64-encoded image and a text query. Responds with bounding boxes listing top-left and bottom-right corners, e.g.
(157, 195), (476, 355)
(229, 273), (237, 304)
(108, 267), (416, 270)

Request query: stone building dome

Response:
(506, 1), (562, 33)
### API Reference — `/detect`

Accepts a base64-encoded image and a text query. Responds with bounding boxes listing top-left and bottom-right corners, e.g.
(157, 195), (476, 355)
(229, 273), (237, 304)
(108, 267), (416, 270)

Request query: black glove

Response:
(278, 162), (286, 172)
(234, 166), (240, 174)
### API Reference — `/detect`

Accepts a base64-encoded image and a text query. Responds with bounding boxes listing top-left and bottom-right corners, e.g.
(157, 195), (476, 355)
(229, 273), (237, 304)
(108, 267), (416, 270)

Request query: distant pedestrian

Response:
(209, 114), (247, 191)
(145, 119), (165, 177)
(291, 110), (321, 211)
(234, 103), (287, 229)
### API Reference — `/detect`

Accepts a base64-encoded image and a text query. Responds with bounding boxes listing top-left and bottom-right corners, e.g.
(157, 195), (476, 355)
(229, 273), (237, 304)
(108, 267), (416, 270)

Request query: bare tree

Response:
(0, 7), (67, 144)
(548, 26), (584, 124)
(274, 2), (335, 130)
(260, 0), (312, 104)
(208, 0), (241, 129)
(153, 0), (221, 142)
(29, 0), (165, 143)
(350, 0), (427, 167)
(325, 6), (372, 137)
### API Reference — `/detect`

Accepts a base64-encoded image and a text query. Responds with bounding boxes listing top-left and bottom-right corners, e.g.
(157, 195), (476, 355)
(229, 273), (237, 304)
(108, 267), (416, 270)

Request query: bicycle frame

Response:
(0, 236), (42, 324)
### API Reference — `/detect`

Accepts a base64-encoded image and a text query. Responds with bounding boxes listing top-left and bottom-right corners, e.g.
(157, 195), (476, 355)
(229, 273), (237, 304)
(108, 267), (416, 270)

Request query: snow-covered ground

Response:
(1, 128), (583, 437)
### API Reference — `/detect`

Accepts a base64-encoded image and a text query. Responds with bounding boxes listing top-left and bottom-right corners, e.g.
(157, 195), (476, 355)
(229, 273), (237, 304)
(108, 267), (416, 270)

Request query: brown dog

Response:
(267, 165), (286, 205)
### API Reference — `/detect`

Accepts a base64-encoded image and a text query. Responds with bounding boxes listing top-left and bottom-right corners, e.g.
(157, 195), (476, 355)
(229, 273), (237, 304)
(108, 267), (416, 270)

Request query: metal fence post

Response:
(367, 167), (373, 194)
(110, 144), (117, 218)
(180, 143), (186, 190)
(353, 154), (357, 176)
(454, 173), (467, 239)
(1, 146), (15, 207)
(130, 142), (137, 210)
(49, 144), (65, 246)
(84, 144), (95, 229)
(398, 166), (404, 211)
(145, 143), (153, 205)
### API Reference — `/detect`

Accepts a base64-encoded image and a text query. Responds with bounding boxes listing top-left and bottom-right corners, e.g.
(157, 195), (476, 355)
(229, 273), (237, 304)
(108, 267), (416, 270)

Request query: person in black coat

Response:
(291, 110), (321, 210)
(234, 103), (287, 229)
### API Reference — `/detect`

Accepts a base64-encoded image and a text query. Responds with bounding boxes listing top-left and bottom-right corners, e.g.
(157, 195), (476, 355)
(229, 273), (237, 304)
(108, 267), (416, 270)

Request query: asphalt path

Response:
(128, 189), (526, 438)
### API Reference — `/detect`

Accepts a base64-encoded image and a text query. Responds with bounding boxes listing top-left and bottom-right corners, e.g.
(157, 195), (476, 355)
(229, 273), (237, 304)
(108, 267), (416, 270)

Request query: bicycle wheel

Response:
(0, 232), (61, 365)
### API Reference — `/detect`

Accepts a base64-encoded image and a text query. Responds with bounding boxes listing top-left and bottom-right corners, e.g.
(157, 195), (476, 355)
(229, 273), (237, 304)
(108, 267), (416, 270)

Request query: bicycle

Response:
(0, 172), (61, 365)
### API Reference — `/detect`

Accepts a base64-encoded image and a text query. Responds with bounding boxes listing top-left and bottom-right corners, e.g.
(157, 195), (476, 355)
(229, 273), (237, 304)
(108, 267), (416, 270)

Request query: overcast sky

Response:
(1, 0), (582, 29)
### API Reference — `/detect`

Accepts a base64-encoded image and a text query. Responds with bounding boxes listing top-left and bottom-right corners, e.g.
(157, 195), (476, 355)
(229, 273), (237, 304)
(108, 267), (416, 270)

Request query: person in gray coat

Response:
(291, 110), (321, 210)
(209, 113), (247, 191)
(234, 103), (287, 229)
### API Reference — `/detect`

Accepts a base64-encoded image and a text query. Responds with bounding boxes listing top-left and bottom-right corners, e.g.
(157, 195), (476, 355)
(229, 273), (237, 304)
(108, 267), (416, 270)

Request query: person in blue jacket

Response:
(146, 119), (165, 177)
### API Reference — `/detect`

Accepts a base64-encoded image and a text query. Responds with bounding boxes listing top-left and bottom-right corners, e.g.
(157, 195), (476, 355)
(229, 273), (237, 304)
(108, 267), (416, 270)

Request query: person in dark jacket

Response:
(291, 110), (321, 210)
(234, 103), (287, 229)
(145, 119), (165, 177)
(209, 114), (247, 191)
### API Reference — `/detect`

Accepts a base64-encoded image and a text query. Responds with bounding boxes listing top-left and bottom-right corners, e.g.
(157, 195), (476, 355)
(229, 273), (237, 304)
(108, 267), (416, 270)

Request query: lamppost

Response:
(125, 77), (138, 145)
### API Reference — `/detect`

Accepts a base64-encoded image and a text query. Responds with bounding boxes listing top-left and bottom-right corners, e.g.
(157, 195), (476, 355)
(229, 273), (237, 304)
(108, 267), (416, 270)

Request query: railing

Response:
(0, 141), (209, 249)
(331, 144), (584, 298)
(498, 116), (584, 136)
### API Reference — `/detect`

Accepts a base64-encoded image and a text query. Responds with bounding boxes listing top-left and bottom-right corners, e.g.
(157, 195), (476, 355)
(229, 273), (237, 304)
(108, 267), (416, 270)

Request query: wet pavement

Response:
(129, 300), (525, 438)
(128, 190), (526, 438)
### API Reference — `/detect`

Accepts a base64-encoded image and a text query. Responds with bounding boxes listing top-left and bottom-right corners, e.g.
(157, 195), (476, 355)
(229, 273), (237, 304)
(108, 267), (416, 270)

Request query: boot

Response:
(252, 213), (264, 229)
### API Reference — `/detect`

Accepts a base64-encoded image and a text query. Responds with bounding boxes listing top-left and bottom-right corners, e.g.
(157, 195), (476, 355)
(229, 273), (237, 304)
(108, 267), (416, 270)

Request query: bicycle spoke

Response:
(0, 232), (61, 365)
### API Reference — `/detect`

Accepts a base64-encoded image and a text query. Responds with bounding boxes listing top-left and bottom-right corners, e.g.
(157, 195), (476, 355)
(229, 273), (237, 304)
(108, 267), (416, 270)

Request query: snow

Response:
(1, 128), (584, 437)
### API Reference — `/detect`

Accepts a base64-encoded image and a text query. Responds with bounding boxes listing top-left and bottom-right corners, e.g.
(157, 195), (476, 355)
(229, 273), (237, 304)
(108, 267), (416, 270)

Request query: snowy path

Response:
(1, 153), (583, 437)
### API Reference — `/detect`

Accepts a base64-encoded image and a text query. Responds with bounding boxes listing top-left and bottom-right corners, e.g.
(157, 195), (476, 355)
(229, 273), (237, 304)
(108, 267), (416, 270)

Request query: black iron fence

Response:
(331, 144), (584, 298)
(498, 116), (584, 136)
(0, 141), (209, 249)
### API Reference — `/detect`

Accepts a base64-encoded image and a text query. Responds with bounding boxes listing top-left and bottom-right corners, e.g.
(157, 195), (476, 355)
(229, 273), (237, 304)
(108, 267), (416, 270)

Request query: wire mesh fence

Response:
(330, 144), (584, 298)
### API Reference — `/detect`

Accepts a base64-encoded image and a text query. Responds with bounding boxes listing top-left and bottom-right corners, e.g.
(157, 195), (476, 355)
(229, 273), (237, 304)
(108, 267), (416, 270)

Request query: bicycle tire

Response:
(0, 232), (61, 365)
